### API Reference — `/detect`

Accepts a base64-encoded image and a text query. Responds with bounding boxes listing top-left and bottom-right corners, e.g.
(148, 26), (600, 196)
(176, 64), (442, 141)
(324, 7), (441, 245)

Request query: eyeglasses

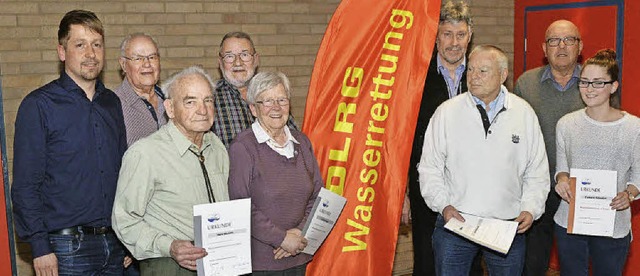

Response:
(256, 97), (290, 108)
(545, 37), (580, 47)
(220, 52), (255, 64)
(578, 80), (615, 88)
(122, 53), (160, 64)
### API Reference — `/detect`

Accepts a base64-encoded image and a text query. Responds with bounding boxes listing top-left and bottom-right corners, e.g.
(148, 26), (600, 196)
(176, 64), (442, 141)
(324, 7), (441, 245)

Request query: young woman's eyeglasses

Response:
(577, 80), (614, 88)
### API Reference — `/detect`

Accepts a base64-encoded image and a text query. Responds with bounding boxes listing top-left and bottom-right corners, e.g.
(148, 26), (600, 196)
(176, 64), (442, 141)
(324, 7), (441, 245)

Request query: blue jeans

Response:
(432, 215), (526, 276)
(124, 259), (140, 276)
(50, 232), (125, 275)
(555, 224), (630, 276)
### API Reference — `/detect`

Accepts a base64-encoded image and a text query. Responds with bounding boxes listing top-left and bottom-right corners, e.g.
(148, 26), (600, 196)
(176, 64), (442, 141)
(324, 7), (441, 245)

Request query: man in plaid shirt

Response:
(213, 31), (297, 147)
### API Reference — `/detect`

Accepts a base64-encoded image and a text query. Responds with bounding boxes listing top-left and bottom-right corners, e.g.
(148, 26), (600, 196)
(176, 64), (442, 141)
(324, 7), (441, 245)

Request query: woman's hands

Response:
(555, 172), (572, 203)
(557, 172), (637, 211)
(610, 191), (632, 211)
(273, 228), (307, 260)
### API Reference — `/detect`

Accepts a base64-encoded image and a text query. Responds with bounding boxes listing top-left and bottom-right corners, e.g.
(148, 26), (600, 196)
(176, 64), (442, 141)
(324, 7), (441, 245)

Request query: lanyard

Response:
(189, 148), (215, 203)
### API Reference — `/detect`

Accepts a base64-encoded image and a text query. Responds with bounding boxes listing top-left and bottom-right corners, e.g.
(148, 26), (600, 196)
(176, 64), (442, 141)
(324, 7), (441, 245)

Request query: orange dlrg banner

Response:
(302, 0), (441, 275)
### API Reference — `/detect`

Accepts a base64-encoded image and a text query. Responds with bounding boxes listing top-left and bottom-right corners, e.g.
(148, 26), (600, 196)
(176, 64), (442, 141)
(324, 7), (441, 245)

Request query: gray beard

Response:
(222, 69), (255, 89)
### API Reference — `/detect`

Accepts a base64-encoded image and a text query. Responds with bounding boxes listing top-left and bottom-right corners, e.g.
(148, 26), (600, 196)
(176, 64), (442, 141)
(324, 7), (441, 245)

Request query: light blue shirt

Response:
(540, 64), (581, 92)
(436, 53), (466, 98)
(472, 85), (507, 123)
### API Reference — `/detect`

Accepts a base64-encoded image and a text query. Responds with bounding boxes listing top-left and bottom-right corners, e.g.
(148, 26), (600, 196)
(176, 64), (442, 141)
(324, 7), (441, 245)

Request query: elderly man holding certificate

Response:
(112, 66), (230, 276)
(554, 49), (640, 276)
(418, 45), (550, 275)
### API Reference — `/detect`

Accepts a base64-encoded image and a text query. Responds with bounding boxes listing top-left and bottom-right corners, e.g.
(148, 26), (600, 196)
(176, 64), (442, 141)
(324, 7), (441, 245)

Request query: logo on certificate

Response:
(322, 199), (330, 208)
(207, 213), (221, 223)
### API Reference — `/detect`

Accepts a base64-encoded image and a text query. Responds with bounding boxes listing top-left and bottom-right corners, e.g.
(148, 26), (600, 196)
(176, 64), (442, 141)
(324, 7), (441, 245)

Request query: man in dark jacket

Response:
(404, 2), (480, 275)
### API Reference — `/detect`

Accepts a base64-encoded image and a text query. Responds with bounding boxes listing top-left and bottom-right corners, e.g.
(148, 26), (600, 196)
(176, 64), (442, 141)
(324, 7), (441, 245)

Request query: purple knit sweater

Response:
(228, 128), (322, 271)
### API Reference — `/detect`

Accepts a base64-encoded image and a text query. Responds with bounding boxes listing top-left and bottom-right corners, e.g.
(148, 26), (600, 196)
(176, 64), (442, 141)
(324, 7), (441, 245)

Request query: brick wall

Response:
(468, 0), (515, 87)
(0, 1), (513, 275)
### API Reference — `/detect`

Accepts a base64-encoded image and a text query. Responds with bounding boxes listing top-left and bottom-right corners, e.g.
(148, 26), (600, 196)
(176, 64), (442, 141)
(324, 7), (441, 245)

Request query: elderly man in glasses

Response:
(112, 66), (229, 276)
(115, 33), (166, 147)
(419, 45), (549, 275)
(213, 31), (297, 147)
(514, 19), (586, 276)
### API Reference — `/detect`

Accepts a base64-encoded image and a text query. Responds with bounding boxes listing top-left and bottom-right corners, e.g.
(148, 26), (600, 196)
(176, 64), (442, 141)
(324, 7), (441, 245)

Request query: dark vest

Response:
(409, 54), (468, 178)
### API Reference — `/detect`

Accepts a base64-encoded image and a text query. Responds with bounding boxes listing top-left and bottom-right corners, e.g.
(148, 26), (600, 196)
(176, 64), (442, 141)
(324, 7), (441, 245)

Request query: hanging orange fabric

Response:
(301, 0), (441, 274)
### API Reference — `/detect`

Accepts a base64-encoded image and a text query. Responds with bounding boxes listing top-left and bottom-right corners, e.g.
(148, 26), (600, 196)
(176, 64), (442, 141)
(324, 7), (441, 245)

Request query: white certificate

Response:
(568, 168), (617, 237)
(444, 213), (518, 254)
(193, 198), (252, 276)
(301, 188), (347, 255)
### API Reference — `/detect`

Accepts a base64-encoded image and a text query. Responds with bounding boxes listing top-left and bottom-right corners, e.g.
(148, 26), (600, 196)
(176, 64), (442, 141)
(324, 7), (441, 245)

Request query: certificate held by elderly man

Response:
(193, 198), (252, 276)
(567, 168), (617, 237)
(444, 213), (518, 254)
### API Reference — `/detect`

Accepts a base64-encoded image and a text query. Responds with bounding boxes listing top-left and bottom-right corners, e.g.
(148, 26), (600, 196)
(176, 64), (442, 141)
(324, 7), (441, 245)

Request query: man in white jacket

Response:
(418, 44), (549, 275)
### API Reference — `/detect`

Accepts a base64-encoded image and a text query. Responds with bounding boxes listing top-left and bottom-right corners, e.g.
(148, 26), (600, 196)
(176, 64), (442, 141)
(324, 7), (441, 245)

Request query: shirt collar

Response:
(166, 121), (213, 156)
(119, 78), (165, 108)
(59, 71), (107, 99)
(436, 53), (467, 76)
(470, 85), (508, 110)
(540, 64), (582, 87)
(154, 85), (165, 100)
(251, 121), (299, 145)
(216, 79), (243, 97)
(118, 78), (140, 106)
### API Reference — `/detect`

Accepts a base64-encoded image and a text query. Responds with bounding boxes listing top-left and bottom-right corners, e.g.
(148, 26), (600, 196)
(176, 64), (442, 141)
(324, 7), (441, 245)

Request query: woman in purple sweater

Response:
(228, 71), (322, 275)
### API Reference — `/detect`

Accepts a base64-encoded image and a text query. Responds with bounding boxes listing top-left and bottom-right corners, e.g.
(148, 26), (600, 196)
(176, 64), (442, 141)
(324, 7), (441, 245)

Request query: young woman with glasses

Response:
(553, 49), (640, 275)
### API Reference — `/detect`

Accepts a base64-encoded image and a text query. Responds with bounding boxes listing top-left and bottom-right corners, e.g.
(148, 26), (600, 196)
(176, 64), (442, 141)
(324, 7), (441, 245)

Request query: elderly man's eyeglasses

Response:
(256, 97), (290, 108)
(220, 52), (255, 64)
(546, 37), (580, 47)
(578, 80), (615, 88)
(122, 53), (159, 64)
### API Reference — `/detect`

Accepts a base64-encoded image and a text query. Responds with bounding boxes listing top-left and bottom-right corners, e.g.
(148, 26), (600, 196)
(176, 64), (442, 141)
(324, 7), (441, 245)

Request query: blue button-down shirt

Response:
(472, 85), (507, 123)
(540, 64), (581, 92)
(436, 53), (467, 98)
(12, 72), (127, 258)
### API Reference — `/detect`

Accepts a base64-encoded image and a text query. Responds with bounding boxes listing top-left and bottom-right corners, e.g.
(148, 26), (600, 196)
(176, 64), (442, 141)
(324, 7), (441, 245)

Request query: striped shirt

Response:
(114, 79), (167, 146)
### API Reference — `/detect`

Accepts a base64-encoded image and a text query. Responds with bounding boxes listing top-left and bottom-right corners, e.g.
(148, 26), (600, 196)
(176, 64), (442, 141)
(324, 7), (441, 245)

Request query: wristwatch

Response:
(626, 190), (635, 201)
